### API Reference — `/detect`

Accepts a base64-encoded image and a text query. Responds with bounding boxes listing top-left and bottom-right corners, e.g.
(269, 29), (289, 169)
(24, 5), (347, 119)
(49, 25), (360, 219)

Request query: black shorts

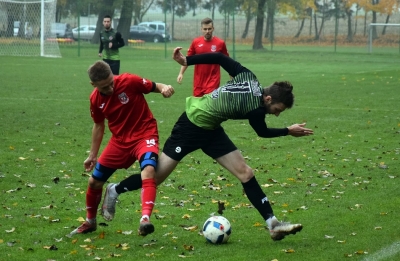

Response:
(162, 112), (237, 161)
(103, 59), (120, 75)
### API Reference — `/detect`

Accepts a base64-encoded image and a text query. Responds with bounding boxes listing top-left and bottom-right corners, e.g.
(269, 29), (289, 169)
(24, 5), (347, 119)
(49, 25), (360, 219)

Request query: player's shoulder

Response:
(192, 36), (204, 44)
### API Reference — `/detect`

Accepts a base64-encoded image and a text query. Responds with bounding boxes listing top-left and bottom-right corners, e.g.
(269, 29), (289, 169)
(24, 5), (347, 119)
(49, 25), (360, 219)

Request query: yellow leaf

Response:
(183, 244), (194, 251)
(9, 146), (15, 150)
(70, 250), (78, 254)
(6, 227), (15, 233)
(283, 248), (295, 253)
(98, 231), (105, 239)
(182, 214), (191, 219)
(183, 225), (198, 232)
(76, 217), (85, 222)
(253, 222), (264, 227)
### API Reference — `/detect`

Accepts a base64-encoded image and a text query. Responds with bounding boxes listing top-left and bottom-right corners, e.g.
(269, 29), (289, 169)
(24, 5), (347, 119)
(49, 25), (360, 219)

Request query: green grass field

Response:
(0, 42), (399, 261)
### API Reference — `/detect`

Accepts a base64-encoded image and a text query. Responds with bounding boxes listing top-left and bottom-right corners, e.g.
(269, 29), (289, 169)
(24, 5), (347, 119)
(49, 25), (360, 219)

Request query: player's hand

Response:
(172, 47), (187, 66)
(177, 74), (183, 84)
(98, 53), (102, 57)
(161, 84), (175, 98)
(287, 123), (314, 137)
(84, 156), (97, 172)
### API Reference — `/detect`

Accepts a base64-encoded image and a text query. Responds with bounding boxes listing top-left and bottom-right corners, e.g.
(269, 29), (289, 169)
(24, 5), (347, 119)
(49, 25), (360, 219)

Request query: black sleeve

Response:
(99, 34), (103, 53)
(111, 32), (125, 49)
(150, 81), (156, 92)
(186, 52), (250, 78)
(246, 108), (289, 138)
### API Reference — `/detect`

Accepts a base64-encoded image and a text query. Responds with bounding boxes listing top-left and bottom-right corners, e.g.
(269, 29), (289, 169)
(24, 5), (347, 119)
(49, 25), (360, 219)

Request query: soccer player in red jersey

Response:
(177, 17), (229, 97)
(69, 60), (174, 237)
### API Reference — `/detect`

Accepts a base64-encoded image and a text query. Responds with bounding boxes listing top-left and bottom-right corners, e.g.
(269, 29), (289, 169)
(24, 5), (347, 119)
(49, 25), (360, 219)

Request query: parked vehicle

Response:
(14, 21), (31, 38)
(72, 25), (96, 40)
(129, 25), (170, 43)
(138, 21), (171, 41)
(51, 23), (73, 38)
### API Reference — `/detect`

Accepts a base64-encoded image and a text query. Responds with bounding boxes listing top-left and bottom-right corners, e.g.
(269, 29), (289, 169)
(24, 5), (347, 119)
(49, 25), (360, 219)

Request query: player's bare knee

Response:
(234, 164), (254, 183)
(88, 176), (104, 189)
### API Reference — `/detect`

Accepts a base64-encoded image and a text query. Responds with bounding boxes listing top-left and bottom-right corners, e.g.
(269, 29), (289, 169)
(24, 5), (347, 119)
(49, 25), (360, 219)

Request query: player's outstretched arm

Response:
(172, 47), (244, 77)
(155, 83), (175, 98)
(173, 47), (187, 66)
(287, 123), (314, 137)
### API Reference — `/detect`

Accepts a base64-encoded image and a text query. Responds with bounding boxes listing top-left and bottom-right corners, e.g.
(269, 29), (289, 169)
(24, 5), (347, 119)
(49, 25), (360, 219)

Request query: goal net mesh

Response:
(0, 0), (61, 57)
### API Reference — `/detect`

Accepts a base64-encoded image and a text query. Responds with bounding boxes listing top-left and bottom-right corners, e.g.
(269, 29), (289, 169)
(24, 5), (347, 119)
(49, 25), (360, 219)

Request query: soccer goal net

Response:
(368, 23), (400, 53)
(0, 0), (61, 58)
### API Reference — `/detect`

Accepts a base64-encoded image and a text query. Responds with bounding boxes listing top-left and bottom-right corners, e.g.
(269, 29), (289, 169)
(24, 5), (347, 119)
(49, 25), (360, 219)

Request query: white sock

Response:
(140, 215), (150, 222)
(86, 218), (96, 224)
(108, 184), (118, 197)
(266, 216), (278, 230)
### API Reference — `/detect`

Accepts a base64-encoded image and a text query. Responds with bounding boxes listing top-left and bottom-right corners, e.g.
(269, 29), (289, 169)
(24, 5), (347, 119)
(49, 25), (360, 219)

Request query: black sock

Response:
(242, 176), (274, 220)
(115, 174), (142, 194)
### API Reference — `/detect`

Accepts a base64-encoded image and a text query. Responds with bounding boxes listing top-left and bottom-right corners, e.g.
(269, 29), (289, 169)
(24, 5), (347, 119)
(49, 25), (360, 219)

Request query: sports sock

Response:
(86, 187), (102, 219)
(141, 178), (156, 217)
(115, 173), (142, 194)
(241, 176), (274, 220)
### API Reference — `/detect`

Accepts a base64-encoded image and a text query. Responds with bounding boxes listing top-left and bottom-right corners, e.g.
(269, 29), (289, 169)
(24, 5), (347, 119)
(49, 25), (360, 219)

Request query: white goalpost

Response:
(368, 23), (400, 54)
(0, 0), (61, 58)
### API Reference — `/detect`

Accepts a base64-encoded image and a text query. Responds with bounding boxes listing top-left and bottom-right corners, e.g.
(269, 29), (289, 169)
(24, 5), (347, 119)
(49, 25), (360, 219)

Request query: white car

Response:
(72, 25), (96, 40)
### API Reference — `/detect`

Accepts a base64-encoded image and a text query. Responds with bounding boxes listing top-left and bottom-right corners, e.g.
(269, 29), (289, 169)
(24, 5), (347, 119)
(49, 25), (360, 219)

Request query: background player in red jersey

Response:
(68, 60), (174, 237)
(177, 17), (229, 97)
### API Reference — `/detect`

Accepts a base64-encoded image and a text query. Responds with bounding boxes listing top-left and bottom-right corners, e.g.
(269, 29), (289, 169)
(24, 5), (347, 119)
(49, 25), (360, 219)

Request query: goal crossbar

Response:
(368, 23), (400, 53)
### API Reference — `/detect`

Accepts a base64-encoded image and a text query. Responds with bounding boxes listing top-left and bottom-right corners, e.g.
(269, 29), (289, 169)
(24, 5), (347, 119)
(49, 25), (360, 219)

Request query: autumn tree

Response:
(117, 0), (133, 41)
(252, 0), (267, 49)
(239, 0), (258, 39)
(202, 0), (224, 20)
(157, 0), (191, 41)
(133, 0), (156, 25)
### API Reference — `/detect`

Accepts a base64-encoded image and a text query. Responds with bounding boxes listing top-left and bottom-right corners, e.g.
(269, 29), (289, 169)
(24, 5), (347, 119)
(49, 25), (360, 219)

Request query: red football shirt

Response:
(89, 73), (158, 144)
(187, 36), (229, 97)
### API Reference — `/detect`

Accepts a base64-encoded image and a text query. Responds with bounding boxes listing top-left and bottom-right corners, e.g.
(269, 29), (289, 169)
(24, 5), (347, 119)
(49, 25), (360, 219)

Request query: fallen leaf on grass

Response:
(282, 248), (295, 253)
(41, 204), (54, 209)
(181, 225), (198, 232)
(183, 244), (194, 251)
(6, 227), (15, 233)
(261, 184), (274, 188)
(182, 214), (191, 219)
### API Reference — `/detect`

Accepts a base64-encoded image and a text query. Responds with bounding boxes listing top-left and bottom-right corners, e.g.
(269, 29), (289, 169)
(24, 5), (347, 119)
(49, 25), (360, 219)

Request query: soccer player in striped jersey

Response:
(101, 48), (314, 241)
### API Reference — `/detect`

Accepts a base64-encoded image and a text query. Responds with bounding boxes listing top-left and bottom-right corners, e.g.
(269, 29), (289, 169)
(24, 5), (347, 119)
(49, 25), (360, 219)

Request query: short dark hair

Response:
(263, 81), (295, 108)
(104, 15), (112, 20)
(88, 60), (112, 82)
(201, 17), (213, 26)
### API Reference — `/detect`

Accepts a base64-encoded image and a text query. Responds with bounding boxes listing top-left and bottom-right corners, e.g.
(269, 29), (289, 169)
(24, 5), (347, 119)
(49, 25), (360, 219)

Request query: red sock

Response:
(141, 178), (156, 217)
(86, 187), (102, 219)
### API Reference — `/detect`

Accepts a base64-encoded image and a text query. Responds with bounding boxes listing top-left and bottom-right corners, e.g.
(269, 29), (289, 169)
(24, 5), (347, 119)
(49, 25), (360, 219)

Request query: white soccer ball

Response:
(202, 216), (231, 244)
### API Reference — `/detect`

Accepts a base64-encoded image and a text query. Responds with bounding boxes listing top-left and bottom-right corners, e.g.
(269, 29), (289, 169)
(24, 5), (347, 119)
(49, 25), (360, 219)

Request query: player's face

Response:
(201, 23), (214, 41)
(103, 18), (111, 30)
(264, 96), (286, 116)
(92, 74), (114, 96)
